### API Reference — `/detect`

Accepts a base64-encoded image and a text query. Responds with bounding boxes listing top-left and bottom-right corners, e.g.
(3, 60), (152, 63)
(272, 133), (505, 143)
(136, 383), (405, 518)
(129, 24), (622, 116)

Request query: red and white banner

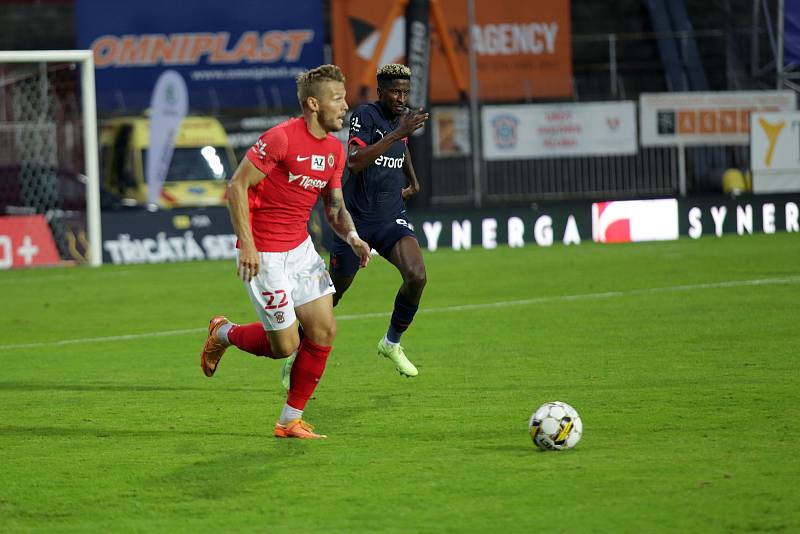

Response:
(482, 102), (637, 160)
(0, 216), (61, 269)
(592, 199), (679, 243)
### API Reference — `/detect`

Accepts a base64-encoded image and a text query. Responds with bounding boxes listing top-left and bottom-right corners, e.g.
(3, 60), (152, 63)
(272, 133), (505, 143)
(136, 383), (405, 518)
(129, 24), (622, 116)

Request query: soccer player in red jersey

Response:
(199, 64), (371, 439)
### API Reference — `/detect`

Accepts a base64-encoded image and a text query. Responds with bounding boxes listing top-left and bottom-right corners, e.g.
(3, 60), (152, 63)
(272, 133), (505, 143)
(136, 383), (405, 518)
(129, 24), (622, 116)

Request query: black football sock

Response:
(386, 292), (419, 344)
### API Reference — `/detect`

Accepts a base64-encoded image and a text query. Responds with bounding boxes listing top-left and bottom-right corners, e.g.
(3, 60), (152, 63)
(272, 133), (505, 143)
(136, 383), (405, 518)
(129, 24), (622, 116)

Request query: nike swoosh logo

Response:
(296, 155), (310, 161)
(288, 172), (302, 182)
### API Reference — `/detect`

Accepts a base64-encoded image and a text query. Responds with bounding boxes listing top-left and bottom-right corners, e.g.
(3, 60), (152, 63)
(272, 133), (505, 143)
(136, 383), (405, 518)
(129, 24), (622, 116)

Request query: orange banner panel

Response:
(331, 0), (572, 104)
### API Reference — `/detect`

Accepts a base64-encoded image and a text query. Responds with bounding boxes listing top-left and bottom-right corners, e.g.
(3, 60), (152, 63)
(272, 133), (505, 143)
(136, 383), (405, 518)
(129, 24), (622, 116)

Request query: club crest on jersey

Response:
(252, 139), (267, 160)
(350, 116), (361, 133)
(311, 155), (325, 171)
(328, 153), (335, 167)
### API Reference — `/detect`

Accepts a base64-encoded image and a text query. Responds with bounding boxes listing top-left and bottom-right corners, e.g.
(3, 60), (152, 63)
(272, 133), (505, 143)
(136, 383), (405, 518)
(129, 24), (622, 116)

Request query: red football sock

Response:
(287, 337), (331, 410)
(227, 322), (274, 358)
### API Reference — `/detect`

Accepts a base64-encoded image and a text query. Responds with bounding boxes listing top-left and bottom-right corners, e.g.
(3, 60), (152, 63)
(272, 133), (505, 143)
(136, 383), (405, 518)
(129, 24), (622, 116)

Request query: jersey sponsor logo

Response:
(252, 139), (267, 159)
(374, 154), (405, 169)
(296, 155), (310, 161)
(286, 170), (329, 190)
(311, 154), (325, 171)
(298, 176), (328, 190)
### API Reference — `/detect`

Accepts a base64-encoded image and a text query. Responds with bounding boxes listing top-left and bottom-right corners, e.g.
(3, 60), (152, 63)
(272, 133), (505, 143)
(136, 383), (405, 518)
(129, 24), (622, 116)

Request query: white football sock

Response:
(279, 404), (303, 424)
(383, 334), (399, 347)
(216, 323), (235, 345)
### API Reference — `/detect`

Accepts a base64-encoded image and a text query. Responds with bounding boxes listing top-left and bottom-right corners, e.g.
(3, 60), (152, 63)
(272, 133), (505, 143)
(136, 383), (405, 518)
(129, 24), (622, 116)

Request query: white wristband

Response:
(346, 230), (359, 245)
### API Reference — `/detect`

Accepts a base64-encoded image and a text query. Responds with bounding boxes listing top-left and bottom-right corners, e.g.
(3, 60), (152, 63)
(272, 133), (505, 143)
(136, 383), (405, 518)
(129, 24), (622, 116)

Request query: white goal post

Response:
(0, 50), (101, 267)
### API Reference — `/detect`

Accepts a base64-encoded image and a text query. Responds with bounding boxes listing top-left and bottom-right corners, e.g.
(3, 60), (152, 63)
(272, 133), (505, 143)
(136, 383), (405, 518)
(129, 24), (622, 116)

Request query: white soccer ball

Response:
(528, 401), (583, 451)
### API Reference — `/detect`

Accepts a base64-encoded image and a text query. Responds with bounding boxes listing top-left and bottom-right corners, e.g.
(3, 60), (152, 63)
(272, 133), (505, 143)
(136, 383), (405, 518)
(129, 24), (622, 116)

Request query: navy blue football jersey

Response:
(344, 102), (408, 223)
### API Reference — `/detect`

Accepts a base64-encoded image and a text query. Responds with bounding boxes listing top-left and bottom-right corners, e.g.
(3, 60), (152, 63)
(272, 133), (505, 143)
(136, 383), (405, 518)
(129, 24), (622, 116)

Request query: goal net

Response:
(0, 50), (100, 267)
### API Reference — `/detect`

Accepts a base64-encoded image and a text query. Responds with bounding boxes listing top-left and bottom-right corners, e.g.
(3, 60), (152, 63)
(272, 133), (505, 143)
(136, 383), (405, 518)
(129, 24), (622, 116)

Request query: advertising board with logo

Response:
(76, 0), (324, 111)
(482, 102), (636, 160)
(331, 0), (572, 104)
(639, 91), (797, 146)
(101, 208), (237, 265)
(404, 194), (798, 251)
(750, 111), (800, 194)
(0, 216), (61, 269)
(98, 196), (800, 264)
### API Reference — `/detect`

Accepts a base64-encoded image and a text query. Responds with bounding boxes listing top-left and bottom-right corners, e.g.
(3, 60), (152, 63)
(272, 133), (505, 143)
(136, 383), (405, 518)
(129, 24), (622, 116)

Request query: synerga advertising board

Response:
(99, 196), (799, 264)
(76, 0), (324, 111)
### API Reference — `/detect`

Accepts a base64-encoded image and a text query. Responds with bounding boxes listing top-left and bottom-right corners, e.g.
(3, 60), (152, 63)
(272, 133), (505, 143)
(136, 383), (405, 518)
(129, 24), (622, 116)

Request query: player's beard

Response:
(321, 111), (344, 132)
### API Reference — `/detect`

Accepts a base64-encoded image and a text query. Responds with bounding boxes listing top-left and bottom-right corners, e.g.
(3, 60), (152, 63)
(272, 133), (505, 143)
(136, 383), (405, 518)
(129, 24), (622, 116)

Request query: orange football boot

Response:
(200, 316), (230, 377)
(274, 419), (327, 439)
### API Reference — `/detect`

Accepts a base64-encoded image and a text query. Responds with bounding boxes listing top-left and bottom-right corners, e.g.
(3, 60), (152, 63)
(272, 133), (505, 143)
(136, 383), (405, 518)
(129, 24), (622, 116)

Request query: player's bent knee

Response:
(306, 321), (336, 346)
(270, 337), (300, 359)
(405, 266), (427, 292)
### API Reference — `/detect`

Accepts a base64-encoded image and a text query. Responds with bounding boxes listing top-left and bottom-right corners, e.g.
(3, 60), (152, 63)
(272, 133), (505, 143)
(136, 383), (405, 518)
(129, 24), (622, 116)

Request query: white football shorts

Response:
(237, 236), (335, 331)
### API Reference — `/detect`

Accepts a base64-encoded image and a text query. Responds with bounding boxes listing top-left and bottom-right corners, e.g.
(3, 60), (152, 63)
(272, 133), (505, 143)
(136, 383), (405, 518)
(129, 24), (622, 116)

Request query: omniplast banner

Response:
(76, 0), (324, 111)
(639, 91), (797, 146)
(331, 0), (572, 104)
(482, 102), (637, 160)
(750, 112), (800, 194)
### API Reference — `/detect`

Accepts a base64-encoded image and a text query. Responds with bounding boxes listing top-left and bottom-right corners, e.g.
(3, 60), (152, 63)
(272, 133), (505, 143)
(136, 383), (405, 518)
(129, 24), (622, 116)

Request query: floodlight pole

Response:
(467, 0), (482, 208)
(0, 50), (101, 267)
(777, 0), (784, 89)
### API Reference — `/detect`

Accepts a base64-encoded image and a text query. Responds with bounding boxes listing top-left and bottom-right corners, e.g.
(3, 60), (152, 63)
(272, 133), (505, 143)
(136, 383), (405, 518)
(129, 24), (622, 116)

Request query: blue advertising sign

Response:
(76, 0), (324, 112)
(787, 0), (800, 64)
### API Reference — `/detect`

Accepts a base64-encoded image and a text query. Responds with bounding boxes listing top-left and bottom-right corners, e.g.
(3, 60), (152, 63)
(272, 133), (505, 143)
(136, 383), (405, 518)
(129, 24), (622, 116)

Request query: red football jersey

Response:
(244, 117), (345, 252)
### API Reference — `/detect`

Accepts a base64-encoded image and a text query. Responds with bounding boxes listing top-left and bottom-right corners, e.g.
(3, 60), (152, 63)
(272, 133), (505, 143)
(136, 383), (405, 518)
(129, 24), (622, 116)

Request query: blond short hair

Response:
(377, 63), (411, 86)
(296, 64), (346, 108)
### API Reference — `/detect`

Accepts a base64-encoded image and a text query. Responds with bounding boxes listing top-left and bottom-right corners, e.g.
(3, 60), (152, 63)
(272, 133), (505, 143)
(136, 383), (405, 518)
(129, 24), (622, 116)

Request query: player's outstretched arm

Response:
(401, 146), (421, 200)
(347, 109), (429, 173)
(227, 158), (266, 281)
(321, 187), (370, 268)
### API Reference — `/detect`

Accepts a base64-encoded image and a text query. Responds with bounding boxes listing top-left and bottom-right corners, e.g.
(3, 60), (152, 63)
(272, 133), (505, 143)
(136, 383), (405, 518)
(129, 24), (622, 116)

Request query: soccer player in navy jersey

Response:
(330, 63), (430, 377)
(199, 64), (371, 439)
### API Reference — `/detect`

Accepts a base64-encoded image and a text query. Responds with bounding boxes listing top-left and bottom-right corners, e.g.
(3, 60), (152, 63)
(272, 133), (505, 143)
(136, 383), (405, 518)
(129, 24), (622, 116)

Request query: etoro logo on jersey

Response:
(375, 153), (405, 169)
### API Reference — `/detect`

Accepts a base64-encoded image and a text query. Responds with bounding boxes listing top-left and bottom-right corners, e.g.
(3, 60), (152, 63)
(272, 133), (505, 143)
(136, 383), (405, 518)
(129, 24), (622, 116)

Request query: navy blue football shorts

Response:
(329, 216), (416, 277)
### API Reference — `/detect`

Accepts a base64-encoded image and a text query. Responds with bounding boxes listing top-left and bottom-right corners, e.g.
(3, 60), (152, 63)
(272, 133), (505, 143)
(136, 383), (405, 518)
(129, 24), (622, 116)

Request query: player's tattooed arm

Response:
(322, 187), (371, 267)
(321, 187), (356, 239)
(401, 146), (420, 200)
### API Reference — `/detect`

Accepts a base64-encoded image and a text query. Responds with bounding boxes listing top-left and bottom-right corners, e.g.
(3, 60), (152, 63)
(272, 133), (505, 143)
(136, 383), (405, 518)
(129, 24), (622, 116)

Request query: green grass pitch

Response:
(1, 233), (798, 532)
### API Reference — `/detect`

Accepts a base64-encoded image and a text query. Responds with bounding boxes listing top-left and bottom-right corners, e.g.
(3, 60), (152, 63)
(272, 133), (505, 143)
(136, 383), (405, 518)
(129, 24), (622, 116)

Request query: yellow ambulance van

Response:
(99, 115), (237, 208)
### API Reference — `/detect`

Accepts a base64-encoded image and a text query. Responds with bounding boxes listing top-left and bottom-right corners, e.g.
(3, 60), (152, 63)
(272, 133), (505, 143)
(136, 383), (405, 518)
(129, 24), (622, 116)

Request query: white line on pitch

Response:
(1, 275), (798, 351)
